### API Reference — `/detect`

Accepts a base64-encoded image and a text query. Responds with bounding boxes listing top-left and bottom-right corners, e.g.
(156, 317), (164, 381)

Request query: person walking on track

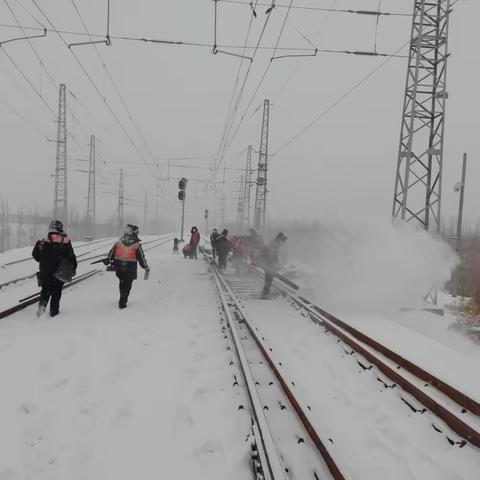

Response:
(210, 228), (219, 260)
(32, 220), (77, 317)
(108, 224), (149, 309)
(259, 232), (287, 299)
(189, 226), (200, 260)
(215, 229), (232, 270)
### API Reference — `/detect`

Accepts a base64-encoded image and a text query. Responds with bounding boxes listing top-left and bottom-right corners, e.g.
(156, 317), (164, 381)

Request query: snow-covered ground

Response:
(243, 295), (480, 480)
(0, 241), (251, 480)
(1, 237), (479, 479)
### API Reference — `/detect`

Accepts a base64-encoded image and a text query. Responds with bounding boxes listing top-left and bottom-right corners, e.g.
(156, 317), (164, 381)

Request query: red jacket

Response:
(190, 231), (200, 245)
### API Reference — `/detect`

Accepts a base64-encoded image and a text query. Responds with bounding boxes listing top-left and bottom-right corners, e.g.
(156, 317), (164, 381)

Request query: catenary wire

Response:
(31, 0), (158, 180)
(0, 23), (407, 56)
(70, 0), (158, 165)
(217, 0), (411, 16)
(217, 0), (295, 166)
(214, 1), (277, 170)
(2, 0), (90, 156)
(214, 0), (259, 167)
(273, 39), (411, 156)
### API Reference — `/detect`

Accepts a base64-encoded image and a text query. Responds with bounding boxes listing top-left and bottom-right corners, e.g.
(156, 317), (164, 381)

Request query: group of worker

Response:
(31, 219), (287, 317)
(209, 227), (288, 298)
(32, 220), (149, 316)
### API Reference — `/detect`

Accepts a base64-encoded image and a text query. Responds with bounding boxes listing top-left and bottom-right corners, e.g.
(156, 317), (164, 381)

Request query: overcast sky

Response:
(0, 0), (478, 231)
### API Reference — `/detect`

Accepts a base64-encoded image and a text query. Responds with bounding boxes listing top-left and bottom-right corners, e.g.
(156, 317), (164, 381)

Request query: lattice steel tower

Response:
(254, 100), (270, 230)
(392, 0), (451, 231)
(236, 175), (245, 229)
(117, 169), (124, 230)
(242, 145), (253, 228)
(54, 84), (67, 222)
(86, 135), (96, 234)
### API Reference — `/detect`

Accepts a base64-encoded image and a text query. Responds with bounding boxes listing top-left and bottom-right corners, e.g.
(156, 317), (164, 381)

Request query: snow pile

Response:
(286, 218), (457, 314)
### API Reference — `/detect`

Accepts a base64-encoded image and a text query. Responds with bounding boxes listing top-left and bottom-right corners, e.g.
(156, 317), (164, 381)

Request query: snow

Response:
(243, 295), (480, 480)
(1, 235), (479, 479)
(0, 241), (251, 480)
(337, 310), (480, 404)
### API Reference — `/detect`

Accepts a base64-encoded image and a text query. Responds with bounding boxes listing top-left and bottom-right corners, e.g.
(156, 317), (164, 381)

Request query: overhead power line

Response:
(217, 0), (295, 165)
(217, 0), (412, 16)
(31, 0), (158, 180)
(273, 39), (411, 156)
(2, 0), (90, 156)
(213, 0), (259, 168)
(0, 23), (406, 55)
(69, 0), (158, 165)
(0, 96), (49, 138)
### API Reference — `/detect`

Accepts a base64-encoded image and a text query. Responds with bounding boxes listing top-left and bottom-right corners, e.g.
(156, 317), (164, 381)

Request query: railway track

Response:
(0, 235), (171, 291)
(255, 273), (480, 449)
(1, 237), (114, 268)
(211, 254), (480, 452)
(0, 235), (173, 320)
(206, 252), (345, 479)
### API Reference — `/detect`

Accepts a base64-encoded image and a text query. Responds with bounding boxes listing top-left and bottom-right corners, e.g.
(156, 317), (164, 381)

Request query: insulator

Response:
(355, 10), (381, 16)
(353, 51), (379, 56)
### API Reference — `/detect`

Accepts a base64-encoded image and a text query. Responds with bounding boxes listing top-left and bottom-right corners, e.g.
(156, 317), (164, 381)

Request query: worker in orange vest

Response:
(108, 224), (149, 309)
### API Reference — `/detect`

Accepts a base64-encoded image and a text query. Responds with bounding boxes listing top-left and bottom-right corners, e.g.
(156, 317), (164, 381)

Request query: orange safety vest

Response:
(114, 240), (139, 262)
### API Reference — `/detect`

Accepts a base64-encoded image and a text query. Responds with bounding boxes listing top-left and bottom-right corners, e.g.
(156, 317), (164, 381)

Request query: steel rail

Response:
(0, 236), (169, 291)
(251, 266), (480, 419)
(0, 272), (37, 290)
(0, 269), (100, 320)
(215, 269), (347, 480)
(206, 242), (480, 448)
(211, 269), (287, 480)
(2, 237), (112, 267)
(275, 287), (480, 448)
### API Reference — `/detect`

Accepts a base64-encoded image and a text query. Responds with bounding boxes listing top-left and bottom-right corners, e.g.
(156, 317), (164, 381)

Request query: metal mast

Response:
(86, 134), (96, 234)
(254, 100), (270, 230)
(236, 175), (245, 230)
(242, 145), (253, 228)
(54, 84), (67, 222)
(392, 0), (451, 231)
(117, 169), (124, 230)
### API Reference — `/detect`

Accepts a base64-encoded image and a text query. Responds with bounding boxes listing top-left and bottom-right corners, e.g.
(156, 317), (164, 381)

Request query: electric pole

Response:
(178, 178), (187, 241)
(254, 99), (270, 231)
(456, 153), (467, 251)
(242, 145), (253, 229)
(54, 84), (68, 222)
(236, 175), (245, 230)
(220, 191), (226, 228)
(86, 134), (96, 236)
(392, 0), (451, 232)
(117, 169), (124, 231)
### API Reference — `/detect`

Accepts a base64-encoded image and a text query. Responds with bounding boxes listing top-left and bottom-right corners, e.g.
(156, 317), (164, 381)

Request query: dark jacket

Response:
(210, 231), (219, 246)
(108, 235), (148, 280)
(32, 233), (77, 276)
(215, 234), (232, 256)
(259, 240), (281, 270)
